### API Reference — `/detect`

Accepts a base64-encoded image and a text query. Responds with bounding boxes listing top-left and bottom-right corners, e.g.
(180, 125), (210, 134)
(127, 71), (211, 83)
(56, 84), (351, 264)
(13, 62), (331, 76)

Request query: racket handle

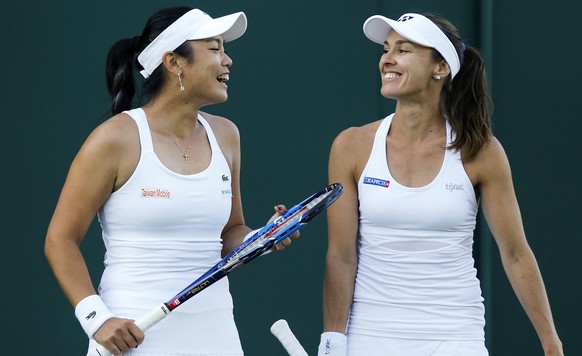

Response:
(93, 303), (171, 356)
(134, 303), (171, 331)
(271, 319), (309, 356)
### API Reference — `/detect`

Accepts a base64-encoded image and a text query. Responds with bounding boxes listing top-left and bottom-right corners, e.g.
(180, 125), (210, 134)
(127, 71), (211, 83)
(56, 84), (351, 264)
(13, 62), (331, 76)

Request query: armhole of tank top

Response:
(111, 109), (149, 193)
(358, 115), (393, 188)
(197, 114), (221, 153)
(445, 120), (477, 203)
(125, 108), (154, 154)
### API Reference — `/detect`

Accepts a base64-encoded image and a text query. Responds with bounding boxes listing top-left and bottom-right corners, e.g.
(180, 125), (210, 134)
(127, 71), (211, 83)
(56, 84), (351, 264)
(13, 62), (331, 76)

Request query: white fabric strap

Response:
(75, 295), (115, 338)
(317, 332), (347, 356)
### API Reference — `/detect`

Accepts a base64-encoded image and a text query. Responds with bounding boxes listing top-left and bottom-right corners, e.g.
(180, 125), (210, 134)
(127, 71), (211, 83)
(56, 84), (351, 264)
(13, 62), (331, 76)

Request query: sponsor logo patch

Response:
(363, 176), (390, 188)
(140, 188), (172, 198)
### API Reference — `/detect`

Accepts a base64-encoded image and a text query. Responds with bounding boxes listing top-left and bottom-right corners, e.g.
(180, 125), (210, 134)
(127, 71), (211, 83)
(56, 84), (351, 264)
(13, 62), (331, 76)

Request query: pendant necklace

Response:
(162, 111), (195, 161)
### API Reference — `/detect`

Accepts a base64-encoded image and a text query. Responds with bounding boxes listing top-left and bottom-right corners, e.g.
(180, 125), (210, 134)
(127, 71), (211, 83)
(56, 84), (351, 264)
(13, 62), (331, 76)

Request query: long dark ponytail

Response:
(105, 6), (195, 115)
(426, 14), (493, 162)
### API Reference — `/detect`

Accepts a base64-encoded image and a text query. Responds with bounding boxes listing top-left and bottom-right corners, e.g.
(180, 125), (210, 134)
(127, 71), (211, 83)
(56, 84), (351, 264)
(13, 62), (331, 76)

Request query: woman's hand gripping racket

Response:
(94, 183), (343, 356)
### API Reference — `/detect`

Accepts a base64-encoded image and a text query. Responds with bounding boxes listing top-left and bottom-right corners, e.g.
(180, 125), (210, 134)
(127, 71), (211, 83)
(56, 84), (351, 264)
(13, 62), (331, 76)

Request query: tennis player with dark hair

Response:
(45, 6), (295, 355)
(318, 13), (563, 355)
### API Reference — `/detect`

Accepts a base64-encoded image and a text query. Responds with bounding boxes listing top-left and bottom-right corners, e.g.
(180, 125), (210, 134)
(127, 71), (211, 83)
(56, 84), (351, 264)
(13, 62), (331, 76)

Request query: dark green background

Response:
(2, 0), (579, 355)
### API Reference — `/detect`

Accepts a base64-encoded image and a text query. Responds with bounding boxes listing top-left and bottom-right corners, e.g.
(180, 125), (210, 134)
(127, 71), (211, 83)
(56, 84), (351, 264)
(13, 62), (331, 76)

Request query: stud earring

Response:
(433, 74), (441, 80)
(178, 72), (185, 91)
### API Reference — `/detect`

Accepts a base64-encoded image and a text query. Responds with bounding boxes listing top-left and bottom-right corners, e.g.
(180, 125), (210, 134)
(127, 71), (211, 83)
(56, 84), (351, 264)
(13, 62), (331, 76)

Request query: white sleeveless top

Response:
(349, 114), (485, 341)
(92, 108), (243, 355)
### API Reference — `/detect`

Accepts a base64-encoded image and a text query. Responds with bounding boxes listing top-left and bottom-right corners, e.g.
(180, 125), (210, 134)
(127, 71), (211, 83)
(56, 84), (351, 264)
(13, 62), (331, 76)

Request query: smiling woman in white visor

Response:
(363, 13), (460, 79)
(46, 6), (295, 356)
(318, 12), (563, 356)
(137, 9), (247, 79)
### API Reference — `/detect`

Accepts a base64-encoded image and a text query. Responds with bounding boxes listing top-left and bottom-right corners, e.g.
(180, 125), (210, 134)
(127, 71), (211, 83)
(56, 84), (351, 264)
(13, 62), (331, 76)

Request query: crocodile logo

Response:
(85, 311), (97, 320)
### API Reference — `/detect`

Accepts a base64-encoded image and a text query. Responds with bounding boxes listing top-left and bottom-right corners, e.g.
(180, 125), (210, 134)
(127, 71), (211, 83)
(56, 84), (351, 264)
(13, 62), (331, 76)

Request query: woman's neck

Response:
(391, 101), (445, 142)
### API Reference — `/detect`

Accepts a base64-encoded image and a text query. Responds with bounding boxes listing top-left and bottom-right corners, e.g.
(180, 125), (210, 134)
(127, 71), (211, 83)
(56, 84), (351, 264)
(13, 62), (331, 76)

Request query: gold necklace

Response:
(162, 111), (195, 161)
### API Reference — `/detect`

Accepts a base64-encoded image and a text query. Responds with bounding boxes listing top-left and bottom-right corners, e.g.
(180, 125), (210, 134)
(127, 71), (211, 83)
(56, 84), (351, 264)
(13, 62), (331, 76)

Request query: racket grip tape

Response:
(271, 319), (309, 356)
(94, 303), (171, 356)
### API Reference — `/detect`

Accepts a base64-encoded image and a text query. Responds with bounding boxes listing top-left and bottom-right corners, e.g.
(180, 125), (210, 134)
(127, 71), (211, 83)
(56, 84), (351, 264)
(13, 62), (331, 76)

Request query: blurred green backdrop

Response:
(1, 0), (579, 355)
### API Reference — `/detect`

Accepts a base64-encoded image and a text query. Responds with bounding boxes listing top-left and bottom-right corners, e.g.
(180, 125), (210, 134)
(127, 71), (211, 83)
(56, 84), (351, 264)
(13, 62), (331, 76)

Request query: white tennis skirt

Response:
(348, 334), (488, 356)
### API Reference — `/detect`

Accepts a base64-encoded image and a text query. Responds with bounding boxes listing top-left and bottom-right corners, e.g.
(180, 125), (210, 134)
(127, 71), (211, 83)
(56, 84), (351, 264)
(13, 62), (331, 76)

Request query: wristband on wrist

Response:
(74, 295), (114, 338)
(318, 331), (347, 356)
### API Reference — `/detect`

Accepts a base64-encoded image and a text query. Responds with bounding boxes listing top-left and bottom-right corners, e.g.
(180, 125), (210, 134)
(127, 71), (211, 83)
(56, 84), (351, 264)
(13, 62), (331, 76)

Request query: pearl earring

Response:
(433, 74), (441, 80)
(178, 72), (185, 91)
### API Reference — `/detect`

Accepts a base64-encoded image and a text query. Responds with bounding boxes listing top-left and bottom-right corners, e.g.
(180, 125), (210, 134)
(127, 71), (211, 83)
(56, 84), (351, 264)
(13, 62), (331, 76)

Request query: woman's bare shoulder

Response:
(332, 120), (382, 155)
(199, 111), (238, 134)
(89, 113), (139, 148)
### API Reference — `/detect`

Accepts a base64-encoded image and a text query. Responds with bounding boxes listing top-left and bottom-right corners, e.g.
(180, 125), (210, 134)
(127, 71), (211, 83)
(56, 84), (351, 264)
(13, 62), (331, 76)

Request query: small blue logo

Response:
(363, 177), (390, 188)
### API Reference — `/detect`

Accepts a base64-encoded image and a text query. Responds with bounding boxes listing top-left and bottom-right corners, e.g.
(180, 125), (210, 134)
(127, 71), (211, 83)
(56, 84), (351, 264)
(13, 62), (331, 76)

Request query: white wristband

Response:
(318, 331), (347, 356)
(74, 295), (114, 338)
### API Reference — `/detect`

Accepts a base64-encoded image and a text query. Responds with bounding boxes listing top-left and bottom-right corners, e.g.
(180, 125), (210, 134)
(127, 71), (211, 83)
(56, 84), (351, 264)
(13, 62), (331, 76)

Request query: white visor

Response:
(363, 13), (460, 79)
(138, 9), (247, 78)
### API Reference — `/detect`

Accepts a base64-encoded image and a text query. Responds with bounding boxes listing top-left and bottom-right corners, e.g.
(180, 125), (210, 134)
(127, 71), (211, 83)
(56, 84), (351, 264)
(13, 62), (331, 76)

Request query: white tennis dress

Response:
(89, 108), (243, 356)
(348, 114), (487, 355)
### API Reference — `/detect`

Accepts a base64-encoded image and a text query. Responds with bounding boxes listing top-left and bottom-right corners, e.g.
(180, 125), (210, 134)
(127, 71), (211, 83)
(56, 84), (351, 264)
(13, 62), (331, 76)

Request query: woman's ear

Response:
(434, 60), (451, 79)
(161, 51), (181, 75)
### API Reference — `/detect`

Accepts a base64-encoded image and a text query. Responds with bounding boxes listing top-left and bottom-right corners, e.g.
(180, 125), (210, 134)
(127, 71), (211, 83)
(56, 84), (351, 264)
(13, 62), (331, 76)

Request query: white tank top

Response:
(92, 108), (243, 355)
(349, 114), (485, 341)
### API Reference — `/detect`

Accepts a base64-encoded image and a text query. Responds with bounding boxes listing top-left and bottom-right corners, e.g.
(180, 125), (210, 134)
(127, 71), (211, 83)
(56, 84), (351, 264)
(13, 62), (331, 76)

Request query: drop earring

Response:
(178, 72), (185, 91)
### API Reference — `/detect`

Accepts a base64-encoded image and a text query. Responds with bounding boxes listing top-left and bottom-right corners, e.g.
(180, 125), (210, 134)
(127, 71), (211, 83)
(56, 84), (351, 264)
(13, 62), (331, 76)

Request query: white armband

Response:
(74, 295), (114, 338)
(318, 331), (347, 356)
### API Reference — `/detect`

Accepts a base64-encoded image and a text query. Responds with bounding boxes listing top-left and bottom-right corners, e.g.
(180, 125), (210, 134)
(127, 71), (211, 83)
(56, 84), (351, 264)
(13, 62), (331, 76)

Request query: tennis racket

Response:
(271, 319), (308, 356)
(94, 183), (343, 356)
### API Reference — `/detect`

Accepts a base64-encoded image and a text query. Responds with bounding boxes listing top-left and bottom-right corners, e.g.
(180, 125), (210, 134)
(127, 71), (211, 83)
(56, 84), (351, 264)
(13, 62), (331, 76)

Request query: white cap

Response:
(363, 13), (460, 79)
(138, 9), (247, 78)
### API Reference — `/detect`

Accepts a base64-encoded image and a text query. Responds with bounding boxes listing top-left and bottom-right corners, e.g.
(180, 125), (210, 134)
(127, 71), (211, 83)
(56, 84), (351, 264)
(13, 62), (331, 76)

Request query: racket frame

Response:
(94, 183), (343, 355)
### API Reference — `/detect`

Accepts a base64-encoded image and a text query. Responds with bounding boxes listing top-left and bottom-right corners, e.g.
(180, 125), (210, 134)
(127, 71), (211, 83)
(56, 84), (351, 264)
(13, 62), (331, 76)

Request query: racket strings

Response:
(223, 189), (335, 267)
(305, 192), (329, 210)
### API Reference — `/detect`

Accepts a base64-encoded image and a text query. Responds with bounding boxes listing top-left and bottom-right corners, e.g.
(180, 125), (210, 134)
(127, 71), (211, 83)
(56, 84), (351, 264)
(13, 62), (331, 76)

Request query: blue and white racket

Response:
(94, 183), (343, 356)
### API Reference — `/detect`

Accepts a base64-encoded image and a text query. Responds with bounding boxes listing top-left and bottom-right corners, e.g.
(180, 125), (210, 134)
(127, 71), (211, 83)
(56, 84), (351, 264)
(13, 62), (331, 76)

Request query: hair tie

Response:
(130, 35), (142, 53)
(460, 41), (467, 53)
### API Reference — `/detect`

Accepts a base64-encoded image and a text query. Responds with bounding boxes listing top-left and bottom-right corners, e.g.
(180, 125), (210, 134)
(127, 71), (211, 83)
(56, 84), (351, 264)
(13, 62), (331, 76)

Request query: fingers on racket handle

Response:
(271, 319), (309, 356)
(93, 304), (170, 356)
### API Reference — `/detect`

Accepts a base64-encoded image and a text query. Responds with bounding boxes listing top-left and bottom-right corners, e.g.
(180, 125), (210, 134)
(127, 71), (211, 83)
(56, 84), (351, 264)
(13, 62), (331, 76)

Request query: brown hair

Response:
(105, 6), (195, 115)
(426, 14), (493, 161)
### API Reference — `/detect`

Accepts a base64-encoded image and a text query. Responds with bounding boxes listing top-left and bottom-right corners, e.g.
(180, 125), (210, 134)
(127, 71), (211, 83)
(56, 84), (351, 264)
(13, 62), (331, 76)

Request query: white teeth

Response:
(384, 72), (399, 79)
(217, 74), (229, 82)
